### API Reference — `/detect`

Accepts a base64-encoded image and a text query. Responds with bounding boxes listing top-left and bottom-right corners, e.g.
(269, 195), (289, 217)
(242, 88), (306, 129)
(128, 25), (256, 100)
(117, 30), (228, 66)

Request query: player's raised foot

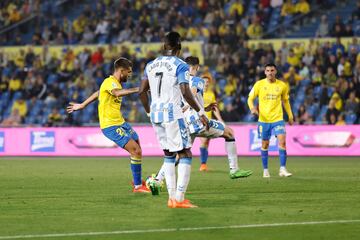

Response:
(279, 167), (292, 177)
(199, 163), (208, 172)
(133, 184), (151, 193)
(175, 199), (198, 208)
(229, 169), (253, 179)
(263, 169), (271, 178)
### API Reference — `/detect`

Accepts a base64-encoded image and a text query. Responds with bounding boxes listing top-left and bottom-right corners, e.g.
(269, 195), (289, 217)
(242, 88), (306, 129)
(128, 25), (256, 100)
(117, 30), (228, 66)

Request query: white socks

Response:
(156, 163), (166, 183)
(163, 161), (176, 199)
(175, 160), (191, 202)
(225, 140), (239, 174)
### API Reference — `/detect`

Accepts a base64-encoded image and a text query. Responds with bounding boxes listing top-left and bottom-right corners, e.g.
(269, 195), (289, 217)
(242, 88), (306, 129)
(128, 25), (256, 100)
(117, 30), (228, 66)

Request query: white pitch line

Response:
(0, 219), (359, 239)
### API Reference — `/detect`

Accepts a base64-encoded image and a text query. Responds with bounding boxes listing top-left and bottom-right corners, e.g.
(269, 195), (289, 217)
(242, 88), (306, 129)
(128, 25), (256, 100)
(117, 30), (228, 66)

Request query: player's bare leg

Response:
(199, 137), (210, 171)
(277, 134), (292, 177)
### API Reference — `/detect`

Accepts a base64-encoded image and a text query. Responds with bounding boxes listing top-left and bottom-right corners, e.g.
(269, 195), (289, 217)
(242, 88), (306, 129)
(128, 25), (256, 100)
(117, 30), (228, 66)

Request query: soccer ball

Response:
(145, 174), (164, 196)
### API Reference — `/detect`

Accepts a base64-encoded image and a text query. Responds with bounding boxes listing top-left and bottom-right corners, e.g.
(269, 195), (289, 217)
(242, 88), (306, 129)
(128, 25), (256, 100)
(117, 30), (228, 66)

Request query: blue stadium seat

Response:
(47, 74), (59, 85)
(345, 113), (357, 124)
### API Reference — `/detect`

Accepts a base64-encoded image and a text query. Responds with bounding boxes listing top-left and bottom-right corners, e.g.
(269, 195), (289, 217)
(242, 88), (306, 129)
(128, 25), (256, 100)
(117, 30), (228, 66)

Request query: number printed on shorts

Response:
(155, 72), (163, 97)
(116, 127), (125, 136)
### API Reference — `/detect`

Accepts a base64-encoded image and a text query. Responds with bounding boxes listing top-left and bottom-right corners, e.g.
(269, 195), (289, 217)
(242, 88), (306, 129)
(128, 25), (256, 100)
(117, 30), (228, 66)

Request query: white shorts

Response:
(192, 119), (225, 141)
(152, 118), (192, 152)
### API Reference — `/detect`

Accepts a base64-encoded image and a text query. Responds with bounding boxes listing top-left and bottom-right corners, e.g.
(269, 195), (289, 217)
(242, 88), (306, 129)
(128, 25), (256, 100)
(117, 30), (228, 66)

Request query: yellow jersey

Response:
(203, 89), (216, 119)
(248, 79), (289, 123)
(98, 75), (125, 129)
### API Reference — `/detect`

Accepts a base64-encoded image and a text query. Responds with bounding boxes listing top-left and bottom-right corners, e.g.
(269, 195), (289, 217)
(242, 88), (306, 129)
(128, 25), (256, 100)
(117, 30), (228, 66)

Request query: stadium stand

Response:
(0, 0), (359, 126)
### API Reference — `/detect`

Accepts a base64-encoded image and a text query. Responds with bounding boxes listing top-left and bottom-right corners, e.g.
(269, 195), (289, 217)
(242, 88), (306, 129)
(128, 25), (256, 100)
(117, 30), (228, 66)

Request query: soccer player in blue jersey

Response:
(247, 63), (294, 178)
(139, 32), (208, 208)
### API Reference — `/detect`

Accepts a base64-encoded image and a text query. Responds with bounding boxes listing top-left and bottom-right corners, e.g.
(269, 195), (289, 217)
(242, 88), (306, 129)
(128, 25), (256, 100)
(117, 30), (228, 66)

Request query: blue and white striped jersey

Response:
(184, 76), (206, 134)
(143, 56), (190, 123)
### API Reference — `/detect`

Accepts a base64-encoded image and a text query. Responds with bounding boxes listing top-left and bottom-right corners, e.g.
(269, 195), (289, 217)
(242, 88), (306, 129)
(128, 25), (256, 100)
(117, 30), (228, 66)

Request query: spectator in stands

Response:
(46, 108), (62, 127)
(281, 0), (295, 17)
(1, 109), (22, 126)
(271, 0), (283, 8)
(311, 66), (323, 86)
(326, 99), (340, 124)
(323, 67), (337, 86)
(330, 15), (345, 37)
(299, 61), (310, 79)
(91, 47), (104, 66)
(287, 49), (300, 67)
(302, 50), (314, 66)
(331, 87), (343, 111)
(11, 98), (27, 119)
(352, 1), (360, 21)
(331, 37), (345, 56)
(297, 104), (311, 125)
(229, 0), (244, 17)
(316, 15), (329, 37)
(343, 24), (354, 37)
(9, 7), (21, 24)
(95, 18), (110, 43)
(336, 113), (346, 125)
(246, 17), (263, 39)
(344, 91), (359, 114)
(295, 0), (310, 15)
(283, 66), (303, 87)
(8, 73), (22, 98)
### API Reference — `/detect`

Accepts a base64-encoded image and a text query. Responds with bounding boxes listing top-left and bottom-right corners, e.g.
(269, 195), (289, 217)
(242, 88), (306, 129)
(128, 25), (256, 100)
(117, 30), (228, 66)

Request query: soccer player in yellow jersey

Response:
(198, 74), (224, 171)
(67, 58), (150, 193)
(247, 63), (294, 178)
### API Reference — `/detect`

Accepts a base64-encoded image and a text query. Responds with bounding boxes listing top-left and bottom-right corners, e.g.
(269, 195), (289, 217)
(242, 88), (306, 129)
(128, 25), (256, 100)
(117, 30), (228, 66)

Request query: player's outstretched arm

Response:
(111, 87), (139, 98)
(139, 78), (150, 114)
(283, 99), (294, 125)
(67, 90), (99, 113)
(180, 83), (209, 129)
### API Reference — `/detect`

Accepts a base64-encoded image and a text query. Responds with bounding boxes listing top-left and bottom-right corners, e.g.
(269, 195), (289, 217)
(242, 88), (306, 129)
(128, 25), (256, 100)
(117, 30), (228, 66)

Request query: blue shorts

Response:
(258, 120), (286, 141)
(102, 122), (139, 148)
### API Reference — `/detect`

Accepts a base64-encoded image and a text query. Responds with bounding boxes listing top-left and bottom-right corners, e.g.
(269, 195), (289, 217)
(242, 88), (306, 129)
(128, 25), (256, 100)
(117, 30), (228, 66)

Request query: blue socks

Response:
(200, 147), (208, 164)
(261, 149), (268, 169)
(279, 148), (287, 167)
(130, 157), (142, 186)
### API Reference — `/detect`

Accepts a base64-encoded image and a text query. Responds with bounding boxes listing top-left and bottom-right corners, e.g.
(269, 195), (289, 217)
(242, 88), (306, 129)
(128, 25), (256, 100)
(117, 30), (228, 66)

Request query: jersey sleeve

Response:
(247, 82), (259, 110)
(281, 83), (290, 101)
(176, 62), (190, 84)
(103, 79), (121, 95)
(191, 77), (205, 93)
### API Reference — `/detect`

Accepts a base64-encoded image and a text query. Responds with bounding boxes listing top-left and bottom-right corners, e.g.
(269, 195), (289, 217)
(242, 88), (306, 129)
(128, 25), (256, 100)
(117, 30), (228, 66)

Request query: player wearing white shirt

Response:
(153, 57), (252, 185)
(139, 32), (208, 208)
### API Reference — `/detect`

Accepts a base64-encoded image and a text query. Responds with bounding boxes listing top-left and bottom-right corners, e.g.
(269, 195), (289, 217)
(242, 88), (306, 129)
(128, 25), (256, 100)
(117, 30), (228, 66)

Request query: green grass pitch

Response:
(0, 156), (360, 240)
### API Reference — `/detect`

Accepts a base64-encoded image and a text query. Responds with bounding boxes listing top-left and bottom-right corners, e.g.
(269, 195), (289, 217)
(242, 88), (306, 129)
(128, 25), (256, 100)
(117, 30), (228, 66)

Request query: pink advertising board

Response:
(0, 125), (360, 156)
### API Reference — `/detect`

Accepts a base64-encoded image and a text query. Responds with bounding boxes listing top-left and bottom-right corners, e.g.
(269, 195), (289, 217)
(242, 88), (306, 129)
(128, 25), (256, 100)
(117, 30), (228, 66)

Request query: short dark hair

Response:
(185, 56), (199, 66)
(114, 57), (132, 71)
(164, 31), (182, 51)
(265, 63), (277, 69)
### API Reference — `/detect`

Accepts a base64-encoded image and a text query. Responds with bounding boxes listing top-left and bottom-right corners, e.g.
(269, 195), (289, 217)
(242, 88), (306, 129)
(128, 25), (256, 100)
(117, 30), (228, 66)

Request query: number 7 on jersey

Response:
(155, 72), (163, 97)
